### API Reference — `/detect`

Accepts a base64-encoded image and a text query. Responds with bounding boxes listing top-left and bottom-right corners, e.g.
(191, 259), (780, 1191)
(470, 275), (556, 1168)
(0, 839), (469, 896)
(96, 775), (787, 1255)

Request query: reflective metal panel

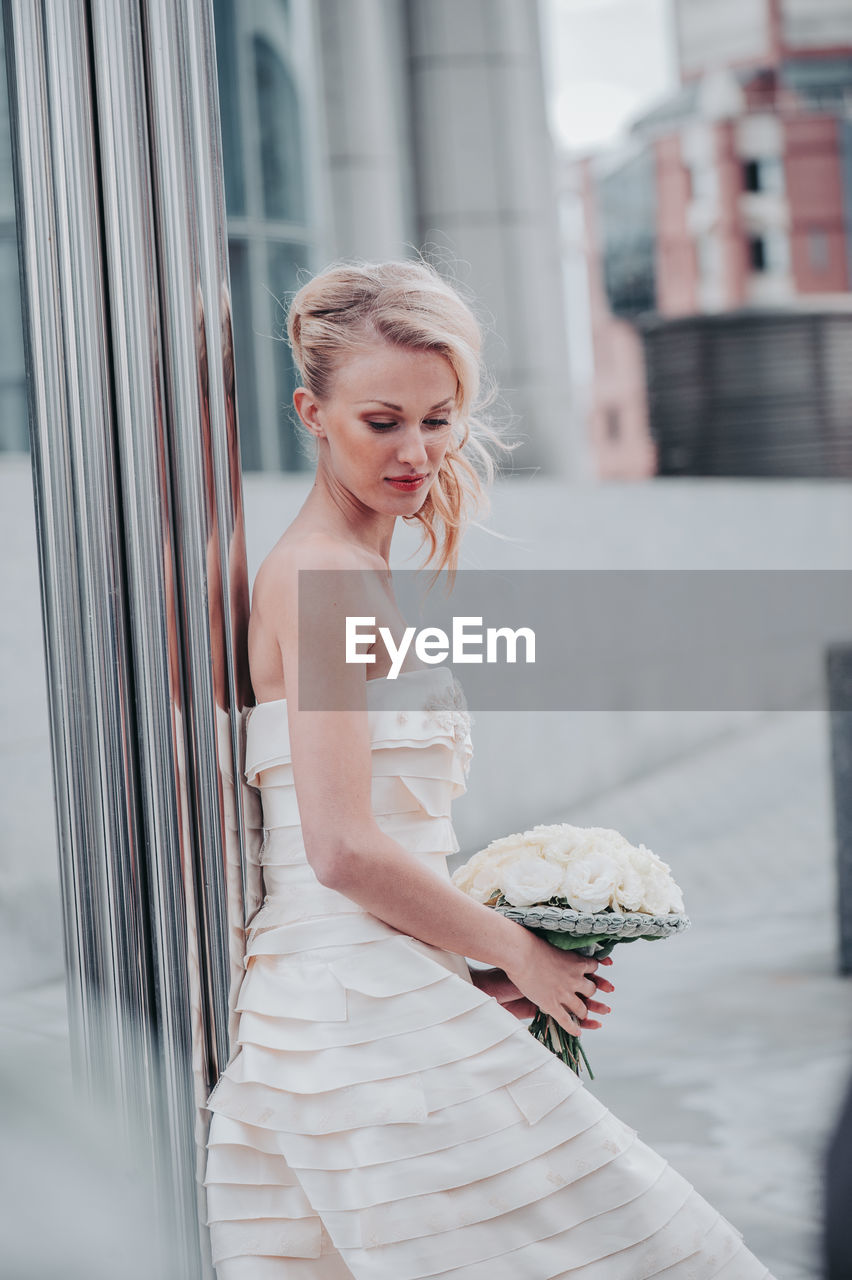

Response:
(4, 0), (259, 1271)
(2, 0), (158, 1131)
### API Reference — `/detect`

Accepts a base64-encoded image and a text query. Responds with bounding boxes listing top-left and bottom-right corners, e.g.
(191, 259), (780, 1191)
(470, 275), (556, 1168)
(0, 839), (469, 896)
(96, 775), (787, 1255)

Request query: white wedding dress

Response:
(203, 665), (774, 1279)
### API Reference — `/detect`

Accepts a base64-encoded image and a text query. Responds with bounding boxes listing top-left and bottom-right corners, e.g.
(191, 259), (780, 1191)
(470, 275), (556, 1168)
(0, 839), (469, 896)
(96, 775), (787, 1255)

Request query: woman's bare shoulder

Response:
(250, 531), (382, 706)
(256, 531), (375, 591)
(251, 530), (383, 629)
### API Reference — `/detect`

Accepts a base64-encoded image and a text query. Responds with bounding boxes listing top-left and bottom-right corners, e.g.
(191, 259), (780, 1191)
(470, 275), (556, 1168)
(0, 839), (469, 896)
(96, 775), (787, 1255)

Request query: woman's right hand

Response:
(504, 932), (615, 1037)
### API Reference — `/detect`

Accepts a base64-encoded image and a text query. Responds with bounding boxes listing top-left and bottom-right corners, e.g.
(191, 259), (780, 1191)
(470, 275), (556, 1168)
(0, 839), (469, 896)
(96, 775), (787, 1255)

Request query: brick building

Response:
(572, 0), (852, 479)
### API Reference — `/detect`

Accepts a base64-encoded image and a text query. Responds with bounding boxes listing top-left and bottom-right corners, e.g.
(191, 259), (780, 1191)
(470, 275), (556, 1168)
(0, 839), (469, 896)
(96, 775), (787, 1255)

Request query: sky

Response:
(541, 0), (678, 152)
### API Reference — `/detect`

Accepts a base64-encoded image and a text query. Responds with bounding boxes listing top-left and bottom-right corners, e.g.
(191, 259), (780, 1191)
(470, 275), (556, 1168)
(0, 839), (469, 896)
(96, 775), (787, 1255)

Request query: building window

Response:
(747, 230), (789, 274)
(742, 156), (784, 195)
(213, 0), (316, 473)
(254, 37), (306, 224)
(807, 229), (830, 274)
(598, 150), (657, 318)
(748, 234), (766, 271)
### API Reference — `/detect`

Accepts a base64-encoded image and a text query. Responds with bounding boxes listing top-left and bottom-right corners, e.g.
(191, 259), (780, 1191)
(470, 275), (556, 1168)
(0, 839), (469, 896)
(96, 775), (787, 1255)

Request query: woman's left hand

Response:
(470, 961), (614, 1027)
(469, 965), (540, 1020)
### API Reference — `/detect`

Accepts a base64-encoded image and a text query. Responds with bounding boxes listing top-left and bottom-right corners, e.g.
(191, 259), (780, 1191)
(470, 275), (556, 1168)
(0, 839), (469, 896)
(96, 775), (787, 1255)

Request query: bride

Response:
(204, 259), (775, 1278)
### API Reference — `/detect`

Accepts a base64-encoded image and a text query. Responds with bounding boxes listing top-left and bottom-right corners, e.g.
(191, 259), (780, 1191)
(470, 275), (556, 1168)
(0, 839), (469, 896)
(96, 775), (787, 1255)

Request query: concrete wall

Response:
(4, 451), (852, 983)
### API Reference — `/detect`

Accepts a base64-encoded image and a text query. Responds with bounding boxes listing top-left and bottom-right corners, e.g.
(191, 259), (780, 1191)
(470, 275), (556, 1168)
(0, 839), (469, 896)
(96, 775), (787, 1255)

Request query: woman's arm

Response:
(263, 538), (612, 1037)
(321, 832), (613, 1033)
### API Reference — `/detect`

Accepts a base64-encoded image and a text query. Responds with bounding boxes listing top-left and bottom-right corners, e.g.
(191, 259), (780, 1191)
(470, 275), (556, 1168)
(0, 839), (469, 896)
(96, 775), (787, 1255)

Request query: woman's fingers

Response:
(566, 1009), (587, 1034)
(565, 994), (590, 1026)
(577, 1001), (610, 1031)
(577, 989), (613, 1031)
(548, 1009), (583, 1037)
(557, 986), (615, 1033)
(583, 993), (611, 1013)
(592, 973), (615, 994)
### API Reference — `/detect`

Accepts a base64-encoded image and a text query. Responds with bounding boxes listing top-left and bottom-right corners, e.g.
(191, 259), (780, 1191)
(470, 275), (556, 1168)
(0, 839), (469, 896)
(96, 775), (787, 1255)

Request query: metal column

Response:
(2, 0), (262, 1272)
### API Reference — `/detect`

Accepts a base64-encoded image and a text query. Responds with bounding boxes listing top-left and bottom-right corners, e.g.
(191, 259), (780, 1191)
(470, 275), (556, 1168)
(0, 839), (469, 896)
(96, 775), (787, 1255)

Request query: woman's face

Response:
(297, 337), (458, 515)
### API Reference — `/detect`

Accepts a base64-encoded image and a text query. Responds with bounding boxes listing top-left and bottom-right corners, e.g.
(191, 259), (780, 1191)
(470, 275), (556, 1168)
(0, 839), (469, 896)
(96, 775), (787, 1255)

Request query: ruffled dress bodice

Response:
(230, 666), (476, 1008)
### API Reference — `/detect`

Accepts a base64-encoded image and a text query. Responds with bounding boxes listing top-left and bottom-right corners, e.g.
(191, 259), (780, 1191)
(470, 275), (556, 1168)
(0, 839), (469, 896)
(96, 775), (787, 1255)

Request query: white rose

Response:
(638, 865), (684, 915)
(546, 843), (581, 867)
(612, 862), (645, 912)
(450, 853), (486, 893)
(453, 824), (685, 915)
(466, 866), (505, 904)
(490, 847), (538, 878)
(575, 829), (629, 866)
(450, 855), (479, 892)
(668, 882), (685, 913)
(628, 846), (652, 881)
(482, 830), (531, 854)
(452, 852), (491, 889)
(453, 837), (546, 901)
(527, 822), (586, 841)
(535, 825), (591, 866)
(452, 849), (508, 902)
(559, 852), (620, 913)
(630, 842), (672, 877)
(500, 857), (565, 908)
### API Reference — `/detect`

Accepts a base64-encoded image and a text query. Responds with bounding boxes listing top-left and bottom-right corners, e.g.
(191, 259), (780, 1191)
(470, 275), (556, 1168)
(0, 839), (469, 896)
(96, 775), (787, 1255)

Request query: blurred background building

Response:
(3, 0), (851, 480)
(568, 0), (852, 479)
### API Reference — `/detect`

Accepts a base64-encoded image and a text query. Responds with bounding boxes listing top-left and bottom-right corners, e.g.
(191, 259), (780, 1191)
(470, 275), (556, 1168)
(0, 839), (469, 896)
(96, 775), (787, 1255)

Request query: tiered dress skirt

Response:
(203, 668), (774, 1279)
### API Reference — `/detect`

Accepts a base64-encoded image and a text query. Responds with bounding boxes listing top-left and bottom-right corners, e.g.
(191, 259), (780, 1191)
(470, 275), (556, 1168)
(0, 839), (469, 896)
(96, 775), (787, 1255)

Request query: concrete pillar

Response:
(315, 0), (415, 258)
(406, 0), (576, 476)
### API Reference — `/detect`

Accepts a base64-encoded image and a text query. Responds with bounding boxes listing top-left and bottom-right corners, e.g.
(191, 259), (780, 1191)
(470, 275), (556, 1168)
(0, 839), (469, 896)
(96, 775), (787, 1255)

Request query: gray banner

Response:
(298, 569), (852, 711)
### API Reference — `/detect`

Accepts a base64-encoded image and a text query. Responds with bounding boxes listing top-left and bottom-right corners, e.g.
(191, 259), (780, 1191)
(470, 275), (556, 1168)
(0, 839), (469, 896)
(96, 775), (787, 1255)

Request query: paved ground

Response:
(494, 706), (851, 1280)
(3, 707), (849, 1278)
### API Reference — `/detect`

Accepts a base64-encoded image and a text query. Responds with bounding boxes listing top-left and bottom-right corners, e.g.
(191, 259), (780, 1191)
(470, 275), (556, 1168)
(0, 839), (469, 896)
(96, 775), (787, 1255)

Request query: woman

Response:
(204, 259), (775, 1278)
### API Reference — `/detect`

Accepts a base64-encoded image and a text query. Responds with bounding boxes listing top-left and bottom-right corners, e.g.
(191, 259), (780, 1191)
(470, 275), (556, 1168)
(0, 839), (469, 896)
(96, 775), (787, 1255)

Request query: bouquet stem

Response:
(528, 1009), (594, 1080)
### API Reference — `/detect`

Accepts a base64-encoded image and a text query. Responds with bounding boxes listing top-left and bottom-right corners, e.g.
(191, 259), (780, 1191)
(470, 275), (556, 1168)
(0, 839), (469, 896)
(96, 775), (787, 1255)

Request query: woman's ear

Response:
(293, 387), (325, 438)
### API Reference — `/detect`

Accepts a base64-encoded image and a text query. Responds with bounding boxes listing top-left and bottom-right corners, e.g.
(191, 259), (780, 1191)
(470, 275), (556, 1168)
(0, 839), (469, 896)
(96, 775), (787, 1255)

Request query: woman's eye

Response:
(367, 418), (450, 432)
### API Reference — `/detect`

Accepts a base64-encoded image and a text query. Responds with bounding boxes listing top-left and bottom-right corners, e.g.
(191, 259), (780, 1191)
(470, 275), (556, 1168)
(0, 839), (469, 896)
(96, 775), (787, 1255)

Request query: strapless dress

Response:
(203, 665), (774, 1279)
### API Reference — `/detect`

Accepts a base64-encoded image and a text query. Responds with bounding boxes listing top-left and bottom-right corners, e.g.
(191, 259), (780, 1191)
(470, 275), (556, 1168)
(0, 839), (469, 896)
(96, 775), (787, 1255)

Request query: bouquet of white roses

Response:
(451, 822), (690, 1078)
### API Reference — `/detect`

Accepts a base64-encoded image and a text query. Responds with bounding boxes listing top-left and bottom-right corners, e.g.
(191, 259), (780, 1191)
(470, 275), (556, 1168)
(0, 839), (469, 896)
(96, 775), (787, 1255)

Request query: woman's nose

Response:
(396, 427), (429, 468)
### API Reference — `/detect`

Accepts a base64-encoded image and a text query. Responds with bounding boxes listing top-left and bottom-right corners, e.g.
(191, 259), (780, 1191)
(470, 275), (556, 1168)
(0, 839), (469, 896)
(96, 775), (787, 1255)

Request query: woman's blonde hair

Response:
(285, 258), (515, 586)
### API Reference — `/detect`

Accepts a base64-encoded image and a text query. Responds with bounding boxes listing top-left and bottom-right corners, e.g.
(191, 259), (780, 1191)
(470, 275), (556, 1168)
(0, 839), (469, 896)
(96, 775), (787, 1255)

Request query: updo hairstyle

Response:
(285, 258), (514, 583)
